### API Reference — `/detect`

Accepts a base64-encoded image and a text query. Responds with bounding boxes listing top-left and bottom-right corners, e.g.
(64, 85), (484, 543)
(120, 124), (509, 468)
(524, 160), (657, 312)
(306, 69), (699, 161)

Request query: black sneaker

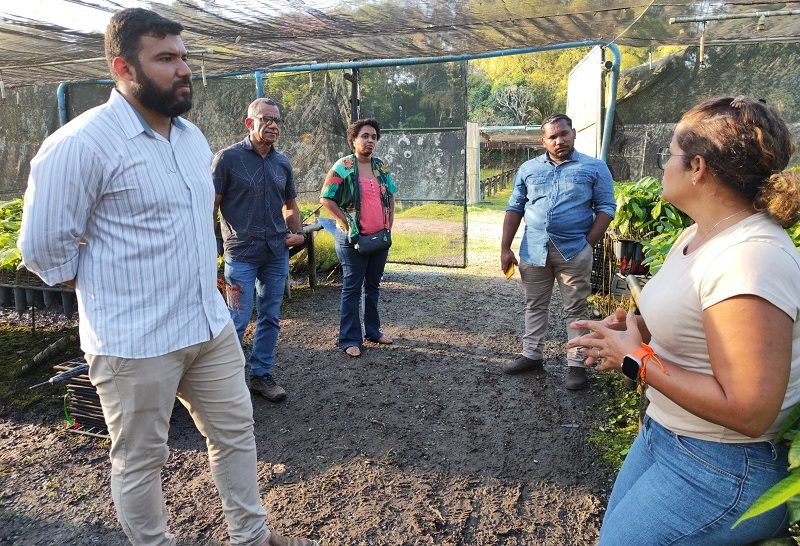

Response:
(565, 366), (588, 390)
(250, 373), (287, 402)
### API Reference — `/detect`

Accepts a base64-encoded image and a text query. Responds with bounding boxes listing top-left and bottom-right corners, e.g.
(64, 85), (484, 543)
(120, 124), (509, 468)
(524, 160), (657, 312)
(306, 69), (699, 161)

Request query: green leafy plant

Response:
(0, 198), (23, 272)
(611, 177), (690, 274)
(640, 230), (681, 274)
(611, 177), (689, 240)
(786, 221), (800, 252)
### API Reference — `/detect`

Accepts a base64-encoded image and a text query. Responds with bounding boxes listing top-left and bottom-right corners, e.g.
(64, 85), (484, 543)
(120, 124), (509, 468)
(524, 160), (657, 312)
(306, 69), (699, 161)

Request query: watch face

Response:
(622, 356), (640, 382)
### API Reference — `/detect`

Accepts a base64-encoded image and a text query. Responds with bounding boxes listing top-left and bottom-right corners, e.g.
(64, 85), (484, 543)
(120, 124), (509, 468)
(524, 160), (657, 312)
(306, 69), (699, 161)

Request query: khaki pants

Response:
(518, 242), (593, 367)
(87, 323), (269, 546)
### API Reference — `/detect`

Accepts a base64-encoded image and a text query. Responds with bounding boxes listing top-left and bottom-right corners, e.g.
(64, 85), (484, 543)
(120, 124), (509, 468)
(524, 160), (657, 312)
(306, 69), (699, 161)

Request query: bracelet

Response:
(635, 344), (670, 385)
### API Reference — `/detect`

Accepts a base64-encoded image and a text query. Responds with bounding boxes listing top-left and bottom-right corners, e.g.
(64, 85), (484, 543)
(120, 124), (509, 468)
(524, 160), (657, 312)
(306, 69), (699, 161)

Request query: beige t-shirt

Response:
(640, 212), (800, 442)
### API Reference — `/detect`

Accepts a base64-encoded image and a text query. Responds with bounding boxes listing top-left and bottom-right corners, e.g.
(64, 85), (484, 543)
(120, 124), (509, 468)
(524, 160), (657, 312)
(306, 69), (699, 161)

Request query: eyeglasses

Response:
(656, 146), (687, 170)
(251, 115), (282, 125)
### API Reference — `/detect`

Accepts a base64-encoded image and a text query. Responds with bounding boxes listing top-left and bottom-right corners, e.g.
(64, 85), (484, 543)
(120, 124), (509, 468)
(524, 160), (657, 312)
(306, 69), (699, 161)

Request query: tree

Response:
(491, 83), (534, 125)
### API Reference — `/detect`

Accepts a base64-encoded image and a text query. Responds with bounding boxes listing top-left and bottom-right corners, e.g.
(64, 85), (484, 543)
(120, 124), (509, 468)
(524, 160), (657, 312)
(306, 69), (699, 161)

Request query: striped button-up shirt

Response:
(18, 89), (230, 358)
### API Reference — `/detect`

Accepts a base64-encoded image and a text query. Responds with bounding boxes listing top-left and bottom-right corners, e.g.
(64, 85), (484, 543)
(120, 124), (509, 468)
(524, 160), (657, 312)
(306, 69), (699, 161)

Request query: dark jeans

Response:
(223, 250), (289, 377)
(334, 237), (389, 350)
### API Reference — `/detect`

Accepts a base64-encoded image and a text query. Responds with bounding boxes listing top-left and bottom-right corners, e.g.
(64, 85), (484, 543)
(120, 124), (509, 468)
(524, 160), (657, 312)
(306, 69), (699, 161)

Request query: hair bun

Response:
(730, 95), (748, 109)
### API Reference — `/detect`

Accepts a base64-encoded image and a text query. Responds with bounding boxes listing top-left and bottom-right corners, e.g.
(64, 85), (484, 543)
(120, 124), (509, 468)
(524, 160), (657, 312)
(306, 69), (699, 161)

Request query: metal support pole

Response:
(344, 68), (361, 123)
(254, 70), (264, 98)
(57, 81), (69, 126)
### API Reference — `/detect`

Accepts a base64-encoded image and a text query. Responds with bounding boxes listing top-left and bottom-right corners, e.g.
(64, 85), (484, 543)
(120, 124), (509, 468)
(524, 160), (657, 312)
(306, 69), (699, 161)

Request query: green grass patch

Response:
(290, 230), (339, 275)
(480, 168), (502, 179)
(0, 323), (82, 417)
(469, 186), (513, 214)
(391, 232), (463, 264)
(292, 228), (465, 271)
(395, 202), (464, 222)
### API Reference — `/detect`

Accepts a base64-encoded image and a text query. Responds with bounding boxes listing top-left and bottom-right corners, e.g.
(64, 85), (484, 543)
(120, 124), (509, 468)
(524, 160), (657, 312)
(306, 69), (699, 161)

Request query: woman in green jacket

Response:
(320, 118), (397, 357)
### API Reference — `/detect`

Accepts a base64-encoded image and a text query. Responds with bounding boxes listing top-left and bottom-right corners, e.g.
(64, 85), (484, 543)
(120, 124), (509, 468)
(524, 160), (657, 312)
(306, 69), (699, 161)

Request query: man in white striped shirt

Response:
(18, 8), (317, 546)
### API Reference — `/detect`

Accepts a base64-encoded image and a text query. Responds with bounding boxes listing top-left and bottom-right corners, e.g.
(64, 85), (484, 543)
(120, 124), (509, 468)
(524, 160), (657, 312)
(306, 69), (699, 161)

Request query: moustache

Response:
(174, 78), (192, 91)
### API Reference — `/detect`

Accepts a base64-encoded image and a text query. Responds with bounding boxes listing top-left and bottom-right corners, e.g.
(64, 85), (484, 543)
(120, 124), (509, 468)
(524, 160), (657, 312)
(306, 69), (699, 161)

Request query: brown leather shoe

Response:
(344, 346), (361, 357)
(367, 335), (393, 345)
(250, 374), (287, 402)
(565, 366), (588, 390)
(267, 532), (320, 546)
(502, 355), (543, 375)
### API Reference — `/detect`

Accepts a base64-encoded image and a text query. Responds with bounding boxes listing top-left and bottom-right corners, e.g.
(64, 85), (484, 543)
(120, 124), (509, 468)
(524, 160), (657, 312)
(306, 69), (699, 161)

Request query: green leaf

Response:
(630, 201), (644, 220)
(651, 201), (662, 220)
(788, 496), (800, 524)
(733, 472), (800, 528)
(776, 404), (800, 443)
(790, 436), (800, 471)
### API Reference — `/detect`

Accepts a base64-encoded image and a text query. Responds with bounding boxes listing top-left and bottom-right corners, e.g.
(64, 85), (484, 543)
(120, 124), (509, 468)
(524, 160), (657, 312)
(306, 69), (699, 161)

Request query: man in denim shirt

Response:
(213, 98), (305, 402)
(500, 113), (616, 390)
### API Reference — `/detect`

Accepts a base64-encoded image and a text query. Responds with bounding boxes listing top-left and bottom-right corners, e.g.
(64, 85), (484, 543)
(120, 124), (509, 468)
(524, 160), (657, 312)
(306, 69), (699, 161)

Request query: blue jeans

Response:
(334, 236), (389, 350)
(600, 416), (789, 545)
(224, 250), (288, 377)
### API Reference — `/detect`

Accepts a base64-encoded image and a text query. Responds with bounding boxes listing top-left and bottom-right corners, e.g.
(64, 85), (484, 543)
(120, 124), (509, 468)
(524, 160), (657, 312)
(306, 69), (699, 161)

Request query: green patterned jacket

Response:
(320, 154), (397, 240)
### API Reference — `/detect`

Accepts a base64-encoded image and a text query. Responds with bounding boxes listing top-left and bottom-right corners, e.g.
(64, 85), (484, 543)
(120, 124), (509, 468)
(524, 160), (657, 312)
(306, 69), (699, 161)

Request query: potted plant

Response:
(610, 177), (690, 275)
(0, 198), (23, 306)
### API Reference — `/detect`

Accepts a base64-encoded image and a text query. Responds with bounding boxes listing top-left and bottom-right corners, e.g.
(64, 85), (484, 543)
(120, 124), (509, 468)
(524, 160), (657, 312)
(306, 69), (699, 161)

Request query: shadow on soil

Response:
(0, 267), (613, 545)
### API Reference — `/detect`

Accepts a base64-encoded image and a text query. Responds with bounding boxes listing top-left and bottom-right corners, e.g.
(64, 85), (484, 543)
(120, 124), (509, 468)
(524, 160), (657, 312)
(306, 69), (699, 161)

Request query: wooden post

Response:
(307, 230), (317, 289)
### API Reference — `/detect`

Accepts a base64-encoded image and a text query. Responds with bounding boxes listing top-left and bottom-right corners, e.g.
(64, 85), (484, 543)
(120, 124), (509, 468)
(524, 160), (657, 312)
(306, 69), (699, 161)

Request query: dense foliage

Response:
(610, 177), (690, 274)
(0, 198), (23, 272)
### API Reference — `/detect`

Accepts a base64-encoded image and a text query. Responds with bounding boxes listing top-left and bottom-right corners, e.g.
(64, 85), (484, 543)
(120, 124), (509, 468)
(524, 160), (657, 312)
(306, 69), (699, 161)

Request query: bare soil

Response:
(0, 214), (615, 545)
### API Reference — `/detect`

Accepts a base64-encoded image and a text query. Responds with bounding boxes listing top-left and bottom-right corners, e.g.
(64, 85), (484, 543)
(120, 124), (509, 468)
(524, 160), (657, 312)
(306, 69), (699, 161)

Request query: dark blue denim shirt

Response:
(506, 150), (616, 266)
(213, 138), (296, 263)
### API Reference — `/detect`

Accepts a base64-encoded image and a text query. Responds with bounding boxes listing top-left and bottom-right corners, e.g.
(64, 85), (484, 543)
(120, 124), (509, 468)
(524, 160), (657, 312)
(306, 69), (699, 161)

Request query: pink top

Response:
(358, 175), (385, 235)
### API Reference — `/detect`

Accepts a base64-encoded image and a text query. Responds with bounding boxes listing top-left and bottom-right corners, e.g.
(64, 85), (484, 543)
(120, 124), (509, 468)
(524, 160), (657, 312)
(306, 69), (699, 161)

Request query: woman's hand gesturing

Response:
(567, 308), (643, 371)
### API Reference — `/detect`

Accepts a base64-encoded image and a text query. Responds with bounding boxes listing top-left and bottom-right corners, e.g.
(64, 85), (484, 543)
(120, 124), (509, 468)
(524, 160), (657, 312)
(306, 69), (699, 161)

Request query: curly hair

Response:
(104, 8), (184, 82)
(347, 118), (381, 150)
(677, 96), (800, 227)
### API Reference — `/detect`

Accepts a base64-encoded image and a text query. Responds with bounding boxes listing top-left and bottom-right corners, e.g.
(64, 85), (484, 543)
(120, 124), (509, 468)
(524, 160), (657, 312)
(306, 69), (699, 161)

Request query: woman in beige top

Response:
(568, 96), (800, 544)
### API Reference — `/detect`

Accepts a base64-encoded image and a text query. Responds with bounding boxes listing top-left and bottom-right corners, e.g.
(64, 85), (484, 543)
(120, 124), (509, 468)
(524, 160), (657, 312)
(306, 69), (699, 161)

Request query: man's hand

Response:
(500, 249), (518, 275)
(285, 233), (305, 248)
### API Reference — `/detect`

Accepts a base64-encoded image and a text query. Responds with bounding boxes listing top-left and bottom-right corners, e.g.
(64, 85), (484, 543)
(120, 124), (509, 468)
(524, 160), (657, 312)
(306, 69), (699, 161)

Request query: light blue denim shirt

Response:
(506, 150), (616, 266)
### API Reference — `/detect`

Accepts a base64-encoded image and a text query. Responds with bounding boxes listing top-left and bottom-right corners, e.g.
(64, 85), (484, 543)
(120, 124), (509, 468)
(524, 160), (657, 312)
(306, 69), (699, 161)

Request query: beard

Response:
(131, 67), (192, 118)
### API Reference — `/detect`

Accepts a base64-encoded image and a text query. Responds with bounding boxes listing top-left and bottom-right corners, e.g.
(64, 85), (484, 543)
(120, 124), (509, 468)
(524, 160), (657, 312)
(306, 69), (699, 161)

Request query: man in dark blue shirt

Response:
(213, 98), (305, 402)
(501, 113), (616, 390)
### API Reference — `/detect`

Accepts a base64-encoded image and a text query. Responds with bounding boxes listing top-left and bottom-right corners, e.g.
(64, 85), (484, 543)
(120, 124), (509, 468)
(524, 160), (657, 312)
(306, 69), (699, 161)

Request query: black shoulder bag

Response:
(353, 161), (392, 256)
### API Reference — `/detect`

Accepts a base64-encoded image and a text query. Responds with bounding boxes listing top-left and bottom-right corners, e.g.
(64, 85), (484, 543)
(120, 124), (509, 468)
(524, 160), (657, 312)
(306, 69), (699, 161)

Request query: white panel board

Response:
(566, 46), (603, 158)
(466, 122), (480, 204)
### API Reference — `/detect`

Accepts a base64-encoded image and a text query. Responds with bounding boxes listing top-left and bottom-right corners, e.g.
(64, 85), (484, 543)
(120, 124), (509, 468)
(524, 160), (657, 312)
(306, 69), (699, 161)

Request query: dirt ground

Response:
(0, 215), (615, 545)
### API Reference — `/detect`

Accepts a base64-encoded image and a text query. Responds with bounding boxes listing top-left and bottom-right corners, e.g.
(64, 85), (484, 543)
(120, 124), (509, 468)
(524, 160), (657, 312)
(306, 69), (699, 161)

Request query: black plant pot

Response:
(0, 286), (11, 307)
(612, 238), (649, 276)
(61, 291), (76, 319)
(14, 287), (27, 315)
(32, 289), (45, 309)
